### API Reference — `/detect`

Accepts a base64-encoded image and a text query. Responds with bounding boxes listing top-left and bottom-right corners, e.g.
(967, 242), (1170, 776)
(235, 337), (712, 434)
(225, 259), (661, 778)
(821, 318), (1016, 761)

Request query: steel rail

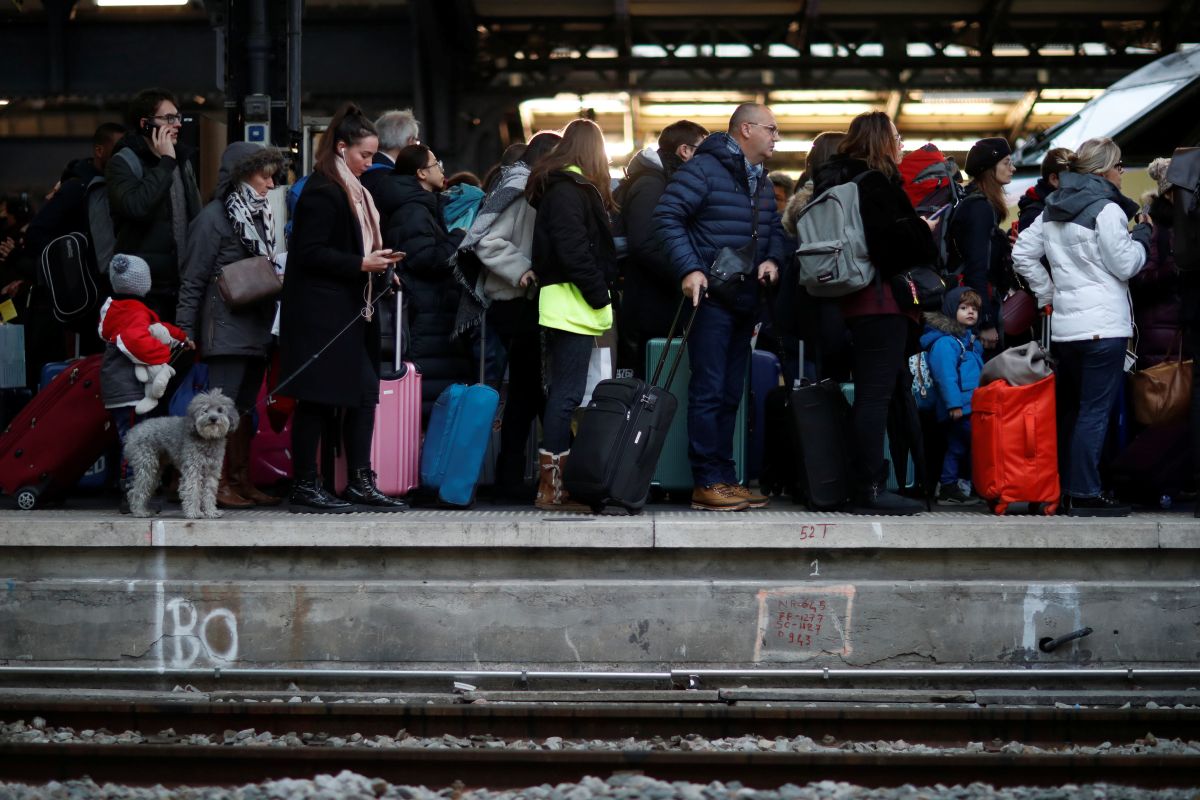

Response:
(0, 743), (1196, 790)
(3, 699), (1198, 748)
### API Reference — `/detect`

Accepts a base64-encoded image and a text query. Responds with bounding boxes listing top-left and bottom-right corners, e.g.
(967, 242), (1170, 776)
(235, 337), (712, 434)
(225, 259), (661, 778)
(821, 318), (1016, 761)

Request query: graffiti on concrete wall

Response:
(160, 596), (239, 668)
(754, 584), (856, 661)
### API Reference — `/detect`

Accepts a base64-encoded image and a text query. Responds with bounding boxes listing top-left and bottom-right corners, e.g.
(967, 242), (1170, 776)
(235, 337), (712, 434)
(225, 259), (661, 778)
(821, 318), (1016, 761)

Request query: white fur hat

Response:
(109, 253), (152, 297)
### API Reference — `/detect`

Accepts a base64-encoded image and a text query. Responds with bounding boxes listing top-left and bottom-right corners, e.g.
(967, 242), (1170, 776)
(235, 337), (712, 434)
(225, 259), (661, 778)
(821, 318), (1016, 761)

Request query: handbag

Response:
(706, 198), (759, 307)
(216, 255), (282, 309)
(979, 341), (1054, 387)
(1001, 286), (1037, 337)
(1128, 337), (1193, 427)
(891, 266), (945, 312)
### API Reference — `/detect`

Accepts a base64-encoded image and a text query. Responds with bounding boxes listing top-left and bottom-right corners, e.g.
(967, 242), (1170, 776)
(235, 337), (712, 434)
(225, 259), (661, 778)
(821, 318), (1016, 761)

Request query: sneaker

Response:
(691, 483), (750, 512)
(1067, 494), (1131, 518)
(937, 482), (981, 506)
(851, 482), (923, 516)
(723, 483), (769, 509)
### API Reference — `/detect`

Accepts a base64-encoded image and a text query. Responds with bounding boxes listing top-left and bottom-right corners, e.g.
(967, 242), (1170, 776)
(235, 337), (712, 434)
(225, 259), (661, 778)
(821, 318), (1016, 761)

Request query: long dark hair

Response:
(838, 111), (899, 179)
(972, 168), (1010, 222)
(313, 102), (378, 200)
(526, 119), (615, 210)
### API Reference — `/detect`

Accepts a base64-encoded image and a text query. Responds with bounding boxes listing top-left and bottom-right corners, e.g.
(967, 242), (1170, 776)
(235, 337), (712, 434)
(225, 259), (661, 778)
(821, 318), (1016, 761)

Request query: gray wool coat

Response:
(175, 200), (277, 359)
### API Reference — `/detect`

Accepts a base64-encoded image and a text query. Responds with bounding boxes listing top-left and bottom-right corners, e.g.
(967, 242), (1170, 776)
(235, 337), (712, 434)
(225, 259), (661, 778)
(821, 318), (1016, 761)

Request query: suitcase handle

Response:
(650, 297), (701, 393)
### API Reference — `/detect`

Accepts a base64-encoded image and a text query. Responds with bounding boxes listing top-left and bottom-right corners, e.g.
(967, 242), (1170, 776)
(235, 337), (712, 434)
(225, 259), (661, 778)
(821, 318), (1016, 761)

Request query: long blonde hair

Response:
(527, 119), (616, 211)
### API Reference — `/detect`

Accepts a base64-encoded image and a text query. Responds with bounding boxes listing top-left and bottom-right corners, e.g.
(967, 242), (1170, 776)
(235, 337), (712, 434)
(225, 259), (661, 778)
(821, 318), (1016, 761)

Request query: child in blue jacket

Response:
(919, 286), (985, 505)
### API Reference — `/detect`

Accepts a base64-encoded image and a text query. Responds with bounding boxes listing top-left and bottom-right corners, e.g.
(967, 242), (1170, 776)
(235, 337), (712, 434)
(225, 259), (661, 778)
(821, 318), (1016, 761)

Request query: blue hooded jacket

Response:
(919, 286), (985, 420)
(652, 133), (788, 314)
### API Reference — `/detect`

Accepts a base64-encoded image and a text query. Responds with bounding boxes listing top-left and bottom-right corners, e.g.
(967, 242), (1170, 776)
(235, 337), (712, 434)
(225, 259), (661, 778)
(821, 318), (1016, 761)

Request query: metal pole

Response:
(286, 0), (302, 138)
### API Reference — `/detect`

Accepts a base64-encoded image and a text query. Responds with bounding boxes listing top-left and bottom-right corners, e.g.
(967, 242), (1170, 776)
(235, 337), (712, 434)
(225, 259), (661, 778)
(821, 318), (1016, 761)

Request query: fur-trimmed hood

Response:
(921, 310), (971, 339)
(217, 142), (287, 198)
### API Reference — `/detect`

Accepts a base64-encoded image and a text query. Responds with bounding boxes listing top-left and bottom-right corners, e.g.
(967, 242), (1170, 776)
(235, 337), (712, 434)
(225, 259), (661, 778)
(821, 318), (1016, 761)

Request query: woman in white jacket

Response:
(1012, 137), (1152, 517)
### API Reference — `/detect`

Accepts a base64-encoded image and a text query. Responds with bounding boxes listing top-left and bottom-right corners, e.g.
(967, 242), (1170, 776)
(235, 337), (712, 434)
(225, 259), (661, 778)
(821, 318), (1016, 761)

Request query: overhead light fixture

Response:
(0, 99), (10, 106)
(95, 0), (189, 7)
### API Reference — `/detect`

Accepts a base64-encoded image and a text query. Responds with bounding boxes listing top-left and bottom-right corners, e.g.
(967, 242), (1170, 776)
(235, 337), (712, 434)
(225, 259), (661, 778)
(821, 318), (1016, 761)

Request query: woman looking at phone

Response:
(279, 102), (408, 513)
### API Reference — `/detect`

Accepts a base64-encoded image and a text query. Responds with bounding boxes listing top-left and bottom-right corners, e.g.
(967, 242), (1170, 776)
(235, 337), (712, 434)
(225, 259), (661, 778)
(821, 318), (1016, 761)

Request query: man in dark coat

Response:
(616, 119), (707, 377)
(360, 109), (421, 221)
(653, 104), (787, 512)
(106, 88), (202, 323)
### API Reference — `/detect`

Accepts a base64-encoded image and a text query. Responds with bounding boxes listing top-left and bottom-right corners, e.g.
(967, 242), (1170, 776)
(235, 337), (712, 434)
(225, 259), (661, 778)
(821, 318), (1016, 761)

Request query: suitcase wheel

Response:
(14, 486), (39, 511)
(989, 500), (1008, 516)
(1040, 502), (1058, 516)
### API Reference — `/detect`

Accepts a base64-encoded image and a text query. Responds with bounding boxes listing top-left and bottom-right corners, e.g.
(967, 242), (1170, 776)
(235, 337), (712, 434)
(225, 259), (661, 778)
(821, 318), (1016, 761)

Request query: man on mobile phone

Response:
(106, 87), (202, 323)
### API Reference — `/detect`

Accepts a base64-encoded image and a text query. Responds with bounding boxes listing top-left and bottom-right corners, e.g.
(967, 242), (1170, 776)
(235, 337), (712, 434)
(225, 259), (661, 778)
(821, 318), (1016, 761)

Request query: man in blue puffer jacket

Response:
(653, 104), (788, 511)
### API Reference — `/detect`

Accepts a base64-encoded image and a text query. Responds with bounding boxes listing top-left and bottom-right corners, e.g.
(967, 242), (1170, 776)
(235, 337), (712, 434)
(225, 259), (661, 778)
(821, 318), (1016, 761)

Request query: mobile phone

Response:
(385, 250), (405, 261)
(140, 119), (158, 138)
(927, 203), (951, 221)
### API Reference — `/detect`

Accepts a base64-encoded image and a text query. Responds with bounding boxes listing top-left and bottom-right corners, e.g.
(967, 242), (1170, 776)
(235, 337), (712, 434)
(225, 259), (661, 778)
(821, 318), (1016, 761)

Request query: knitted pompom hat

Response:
(109, 253), (152, 297)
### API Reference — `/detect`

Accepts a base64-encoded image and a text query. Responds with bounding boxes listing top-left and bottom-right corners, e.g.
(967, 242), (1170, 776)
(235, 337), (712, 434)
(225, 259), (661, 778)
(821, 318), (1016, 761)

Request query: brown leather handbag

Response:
(216, 256), (282, 309)
(1128, 337), (1193, 427)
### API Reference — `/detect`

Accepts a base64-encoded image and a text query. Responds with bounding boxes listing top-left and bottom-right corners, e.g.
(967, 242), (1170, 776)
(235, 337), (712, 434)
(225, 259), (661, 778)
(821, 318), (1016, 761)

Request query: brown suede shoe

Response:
(723, 483), (769, 508)
(691, 483), (750, 512)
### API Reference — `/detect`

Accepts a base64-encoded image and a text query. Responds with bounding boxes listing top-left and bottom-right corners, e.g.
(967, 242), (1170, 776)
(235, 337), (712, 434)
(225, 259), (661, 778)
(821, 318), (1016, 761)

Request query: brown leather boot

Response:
(233, 415), (282, 506)
(535, 448), (590, 515)
(216, 443), (253, 510)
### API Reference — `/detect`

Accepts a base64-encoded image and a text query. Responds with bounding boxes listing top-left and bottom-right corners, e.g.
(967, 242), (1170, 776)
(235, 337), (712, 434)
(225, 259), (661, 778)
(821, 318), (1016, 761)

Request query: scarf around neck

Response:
(225, 183), (276, 258)
(332, 154), (383, 255)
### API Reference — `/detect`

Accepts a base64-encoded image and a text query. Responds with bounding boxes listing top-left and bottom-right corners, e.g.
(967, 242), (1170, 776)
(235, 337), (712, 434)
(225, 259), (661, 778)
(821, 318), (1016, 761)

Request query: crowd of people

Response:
(1, 88), (1196, 519)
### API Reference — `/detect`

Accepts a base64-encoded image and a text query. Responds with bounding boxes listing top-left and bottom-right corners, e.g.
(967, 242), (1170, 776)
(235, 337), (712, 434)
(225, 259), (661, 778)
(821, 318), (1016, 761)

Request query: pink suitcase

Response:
(329, 290), (421, 495)
(249, 383), (294, 488)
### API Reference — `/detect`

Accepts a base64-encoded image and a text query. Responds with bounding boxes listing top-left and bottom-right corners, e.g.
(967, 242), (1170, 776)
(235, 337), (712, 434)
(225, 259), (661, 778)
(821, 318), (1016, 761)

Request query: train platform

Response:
(1, 505), (1197, 683)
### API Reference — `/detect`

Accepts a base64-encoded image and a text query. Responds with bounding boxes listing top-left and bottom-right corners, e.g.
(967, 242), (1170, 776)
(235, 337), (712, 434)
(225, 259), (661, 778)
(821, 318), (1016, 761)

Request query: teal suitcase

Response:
(645, 339), (747, 492)
(839, 383), (913, 491)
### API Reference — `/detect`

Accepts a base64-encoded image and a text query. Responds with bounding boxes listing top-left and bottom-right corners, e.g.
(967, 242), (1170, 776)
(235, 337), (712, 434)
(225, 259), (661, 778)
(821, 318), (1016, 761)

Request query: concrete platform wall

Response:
(1, 510), (1197, 672)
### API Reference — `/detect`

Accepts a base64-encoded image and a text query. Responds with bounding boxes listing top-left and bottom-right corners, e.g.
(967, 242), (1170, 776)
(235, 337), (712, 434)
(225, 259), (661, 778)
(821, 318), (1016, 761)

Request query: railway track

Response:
(1, 697), (1198, 790)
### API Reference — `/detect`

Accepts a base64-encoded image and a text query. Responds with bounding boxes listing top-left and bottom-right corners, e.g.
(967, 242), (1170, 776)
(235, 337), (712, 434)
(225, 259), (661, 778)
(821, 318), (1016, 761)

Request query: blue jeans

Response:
(941, 415), (971, 485)
(1054, 337), (1127, 498)
(687, 300), (754, 487)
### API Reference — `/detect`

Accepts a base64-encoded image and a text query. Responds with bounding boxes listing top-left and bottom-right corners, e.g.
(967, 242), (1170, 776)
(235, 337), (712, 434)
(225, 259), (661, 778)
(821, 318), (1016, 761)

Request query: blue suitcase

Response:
(419, 316), (500, 507)
(746, 349), (784, 482)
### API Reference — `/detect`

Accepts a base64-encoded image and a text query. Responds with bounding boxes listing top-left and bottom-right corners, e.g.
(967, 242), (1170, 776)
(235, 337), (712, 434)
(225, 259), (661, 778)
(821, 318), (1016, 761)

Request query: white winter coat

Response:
(1012, 196), (1147, 343)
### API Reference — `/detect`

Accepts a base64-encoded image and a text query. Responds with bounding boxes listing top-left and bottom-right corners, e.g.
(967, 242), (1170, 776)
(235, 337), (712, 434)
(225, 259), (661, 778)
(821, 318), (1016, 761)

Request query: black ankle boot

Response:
(852, 482), (923, 516)
(343, 467), (408, 511)
(289, 474), (354, 514)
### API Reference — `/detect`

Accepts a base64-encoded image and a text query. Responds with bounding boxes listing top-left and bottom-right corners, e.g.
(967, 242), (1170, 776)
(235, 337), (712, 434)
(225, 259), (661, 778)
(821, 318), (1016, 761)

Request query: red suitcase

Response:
(971, 374), (1060, 516)
(0, 354), (118, 509)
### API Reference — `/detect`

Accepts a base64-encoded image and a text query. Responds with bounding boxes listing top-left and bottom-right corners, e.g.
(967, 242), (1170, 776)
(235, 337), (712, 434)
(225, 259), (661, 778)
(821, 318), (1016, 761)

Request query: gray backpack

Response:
(793, 172), (876, 297)
(86, 147), (142, 276)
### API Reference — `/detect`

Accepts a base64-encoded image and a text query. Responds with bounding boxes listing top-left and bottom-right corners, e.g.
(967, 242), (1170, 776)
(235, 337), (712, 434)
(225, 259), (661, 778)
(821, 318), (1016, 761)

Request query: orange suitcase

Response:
(971, 374), (1060, 516)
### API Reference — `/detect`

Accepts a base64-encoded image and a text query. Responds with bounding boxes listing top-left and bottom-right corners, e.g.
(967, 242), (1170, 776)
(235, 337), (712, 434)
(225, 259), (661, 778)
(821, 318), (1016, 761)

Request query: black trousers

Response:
(291, 401), (376, 480)
(847, 314), (911, 488)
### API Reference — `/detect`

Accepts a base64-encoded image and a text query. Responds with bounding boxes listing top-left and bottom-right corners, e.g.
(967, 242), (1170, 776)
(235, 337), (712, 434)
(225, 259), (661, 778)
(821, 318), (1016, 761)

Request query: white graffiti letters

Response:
(164, 597), (239, 667)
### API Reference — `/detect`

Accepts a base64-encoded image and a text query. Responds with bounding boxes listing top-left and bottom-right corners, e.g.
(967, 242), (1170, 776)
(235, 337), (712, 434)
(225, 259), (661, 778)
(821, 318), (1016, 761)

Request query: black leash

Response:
(268, 268), (396, 404)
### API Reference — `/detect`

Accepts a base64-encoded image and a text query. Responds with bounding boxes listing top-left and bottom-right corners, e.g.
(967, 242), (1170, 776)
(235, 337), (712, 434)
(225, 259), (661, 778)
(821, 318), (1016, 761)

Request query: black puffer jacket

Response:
(616, 149), (680, 340)
(947, 188), (1012, 330)
(383, 175), (470, 423)
(359, 153), (406, 221)
(106, 133), (202, 318)
(1017, 178), (1055, 233)
(529, 169), (616, 310)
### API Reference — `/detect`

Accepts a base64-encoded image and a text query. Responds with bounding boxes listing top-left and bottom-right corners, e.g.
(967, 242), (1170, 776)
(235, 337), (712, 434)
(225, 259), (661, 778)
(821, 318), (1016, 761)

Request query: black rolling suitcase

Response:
(760, 342), (853, 510)
(563, 300), (698, 514)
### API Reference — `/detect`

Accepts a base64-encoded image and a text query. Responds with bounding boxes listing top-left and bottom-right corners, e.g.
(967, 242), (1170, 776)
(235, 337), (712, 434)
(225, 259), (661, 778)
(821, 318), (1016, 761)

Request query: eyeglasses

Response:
(894, 134), (904, 145)
(747, 122), (781, 139)
(425, 159), (444, 172)
(1116, 161), (1125, 173)
(152, 114), (183, 125)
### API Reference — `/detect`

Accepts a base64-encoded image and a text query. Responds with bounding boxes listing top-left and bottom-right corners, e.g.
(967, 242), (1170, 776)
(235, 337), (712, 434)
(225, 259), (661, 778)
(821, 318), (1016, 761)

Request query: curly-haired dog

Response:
(123, 389), (239, 519)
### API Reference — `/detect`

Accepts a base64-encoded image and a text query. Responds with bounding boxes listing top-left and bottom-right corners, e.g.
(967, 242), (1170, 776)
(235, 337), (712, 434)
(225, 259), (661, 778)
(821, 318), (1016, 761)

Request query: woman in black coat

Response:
(178, 141), (286, 509)
(948, 137), (1016, 351)
(279, 103), (406, 512)
(383, 144), (470, 424)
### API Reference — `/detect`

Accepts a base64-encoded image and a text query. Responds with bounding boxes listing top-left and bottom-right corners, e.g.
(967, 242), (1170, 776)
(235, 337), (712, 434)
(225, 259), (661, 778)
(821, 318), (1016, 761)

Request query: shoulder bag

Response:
(1128, 335), (1193, 427)
(217, 255), (282, 309)
(706, 194), (759, 308)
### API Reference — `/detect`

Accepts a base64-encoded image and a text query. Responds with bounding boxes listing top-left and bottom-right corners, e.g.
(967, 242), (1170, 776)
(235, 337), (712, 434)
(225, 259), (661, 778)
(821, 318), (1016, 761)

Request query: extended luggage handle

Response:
(650, 297), (702, 394)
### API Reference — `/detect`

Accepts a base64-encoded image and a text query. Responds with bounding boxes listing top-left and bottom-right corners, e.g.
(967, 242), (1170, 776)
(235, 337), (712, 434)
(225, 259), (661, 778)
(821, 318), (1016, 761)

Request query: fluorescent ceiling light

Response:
(770, 90), (881, 102)
(1031, 102), (1088, 115)
(902, 102), (1006, 116)
(1041, 88), (1103, 100)
(771, 103), (879, 117)
(96, 0), (189, 6)
(0, 99), (9, 106)
(639, 103), (740, 117)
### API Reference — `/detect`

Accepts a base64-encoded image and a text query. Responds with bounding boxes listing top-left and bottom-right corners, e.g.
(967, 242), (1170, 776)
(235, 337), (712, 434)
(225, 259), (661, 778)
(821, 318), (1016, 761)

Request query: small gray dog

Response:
(123, 389), (239, 519)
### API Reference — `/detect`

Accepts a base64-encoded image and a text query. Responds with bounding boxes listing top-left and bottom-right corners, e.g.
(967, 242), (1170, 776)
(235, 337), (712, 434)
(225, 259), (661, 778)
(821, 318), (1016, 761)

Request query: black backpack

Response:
(38, 232), (100, 330)
(1166, 147), (1200, 272)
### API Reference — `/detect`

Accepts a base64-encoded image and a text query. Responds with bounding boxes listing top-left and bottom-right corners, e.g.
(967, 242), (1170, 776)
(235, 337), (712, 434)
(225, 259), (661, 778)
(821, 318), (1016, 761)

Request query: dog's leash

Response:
(268, 269), (397, 405)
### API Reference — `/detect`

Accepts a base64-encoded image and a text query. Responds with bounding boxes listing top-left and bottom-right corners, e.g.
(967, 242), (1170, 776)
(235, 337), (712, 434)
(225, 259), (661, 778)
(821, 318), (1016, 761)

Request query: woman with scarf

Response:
(178, 141), (287, 508)
(278, 103), (407, 513)
(452, 131), (561, 501)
